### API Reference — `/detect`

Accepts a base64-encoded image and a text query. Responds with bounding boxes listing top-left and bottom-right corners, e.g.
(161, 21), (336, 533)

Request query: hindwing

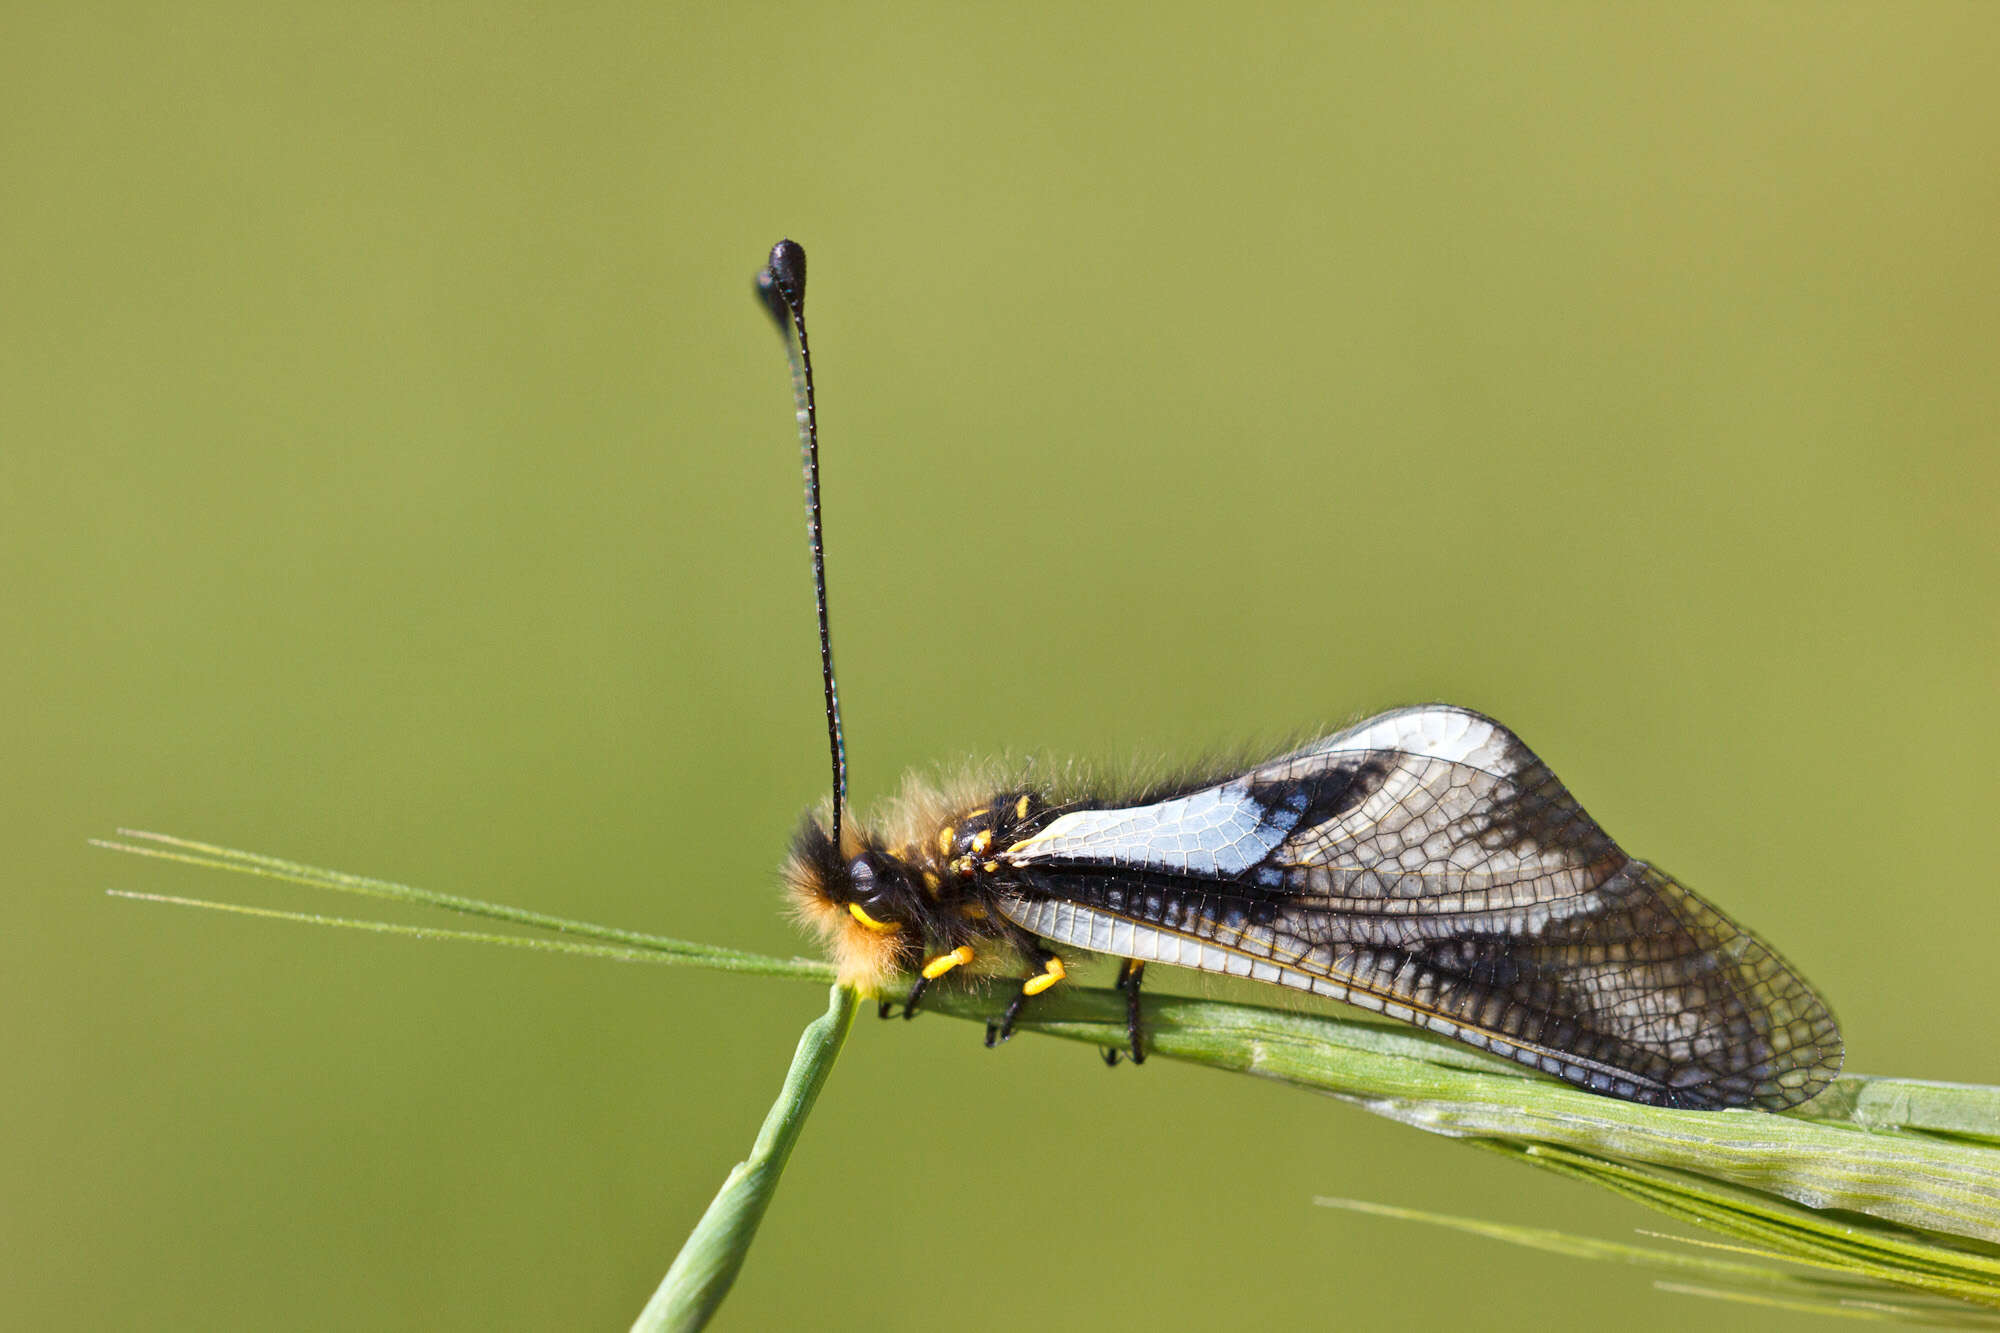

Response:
(996, 705), (1841, 1110)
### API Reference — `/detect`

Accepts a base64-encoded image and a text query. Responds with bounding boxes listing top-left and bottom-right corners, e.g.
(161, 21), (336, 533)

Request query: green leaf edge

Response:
(629, 984), (858, 1333)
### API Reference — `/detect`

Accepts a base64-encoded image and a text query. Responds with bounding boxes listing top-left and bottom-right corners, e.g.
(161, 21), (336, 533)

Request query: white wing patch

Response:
(1002, 780), (1298, 878)
(1298, 704), (1511, 776)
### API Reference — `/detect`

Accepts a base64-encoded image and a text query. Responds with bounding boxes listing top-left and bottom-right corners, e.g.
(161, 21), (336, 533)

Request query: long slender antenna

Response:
(755, 239), (848, 849)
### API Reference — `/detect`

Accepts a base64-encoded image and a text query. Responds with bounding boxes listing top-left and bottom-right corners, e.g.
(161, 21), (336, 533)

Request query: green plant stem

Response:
(631, 984), (858, 1333)
(99, 831), (2000, 1320)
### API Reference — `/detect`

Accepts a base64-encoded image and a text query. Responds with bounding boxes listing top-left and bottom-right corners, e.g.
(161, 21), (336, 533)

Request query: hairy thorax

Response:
(784, 783), (1053, 992)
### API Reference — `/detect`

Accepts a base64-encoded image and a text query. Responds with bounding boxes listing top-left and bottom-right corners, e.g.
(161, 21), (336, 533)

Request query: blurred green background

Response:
(7, 5), (1996, 1329)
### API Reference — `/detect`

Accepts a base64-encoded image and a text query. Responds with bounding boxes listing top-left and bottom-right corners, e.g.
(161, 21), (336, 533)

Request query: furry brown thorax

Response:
(784, 783), (1059, 992)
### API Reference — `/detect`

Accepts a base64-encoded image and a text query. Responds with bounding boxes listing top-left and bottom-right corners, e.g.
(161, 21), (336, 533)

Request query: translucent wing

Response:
(997, 705), (1842, 1110)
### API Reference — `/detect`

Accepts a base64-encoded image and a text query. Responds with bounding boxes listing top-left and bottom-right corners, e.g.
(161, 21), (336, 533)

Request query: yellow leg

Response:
(1021, 954), (1067, 996)
(921, 945), (976, 980)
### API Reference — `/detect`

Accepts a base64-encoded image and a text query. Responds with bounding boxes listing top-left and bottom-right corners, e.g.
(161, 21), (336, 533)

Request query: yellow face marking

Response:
(1022, 955), (1067, 996)
(921, 945), (976, 980)
(922, 870), (941, 891)
(937, 826), (955, 856)
(981, 860), (1000, 873)
(1015, 794), (1031, 821)
(970, 829), (994, 856)
(847, 902), (899, 934)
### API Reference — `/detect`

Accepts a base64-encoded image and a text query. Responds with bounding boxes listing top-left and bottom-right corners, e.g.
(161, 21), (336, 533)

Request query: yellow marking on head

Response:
(1015, 794), (1031, 821)
(970, 829), (994, 855)
(964, 807), (989, 819)
(981, 860), (999, 873)
(847, 902), (899, 935)
(922, 870), (941, 891)
(787, 853), (900, 993)
(937, 826), (956, 856)
(959, 903), (988, 920)
(1022, 955), (1067, 996)
(921, 945), (976, 980)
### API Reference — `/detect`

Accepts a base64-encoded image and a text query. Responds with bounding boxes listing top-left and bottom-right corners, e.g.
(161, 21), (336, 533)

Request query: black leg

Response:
(1116, 959), (1147, 1065)
(984, 988), (1031, 1047)
(984, 947), (1066, 1049)
(900, 974), (931, 1020)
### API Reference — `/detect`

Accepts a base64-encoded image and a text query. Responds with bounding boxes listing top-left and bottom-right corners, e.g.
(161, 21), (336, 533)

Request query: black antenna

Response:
(756, 239), (848, 849)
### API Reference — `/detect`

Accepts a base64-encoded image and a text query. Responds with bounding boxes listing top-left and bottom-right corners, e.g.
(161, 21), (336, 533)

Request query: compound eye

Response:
(845, 857), (899, 934)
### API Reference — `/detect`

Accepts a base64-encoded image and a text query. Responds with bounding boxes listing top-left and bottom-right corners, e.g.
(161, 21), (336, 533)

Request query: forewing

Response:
(998, 705), (1842, 1109)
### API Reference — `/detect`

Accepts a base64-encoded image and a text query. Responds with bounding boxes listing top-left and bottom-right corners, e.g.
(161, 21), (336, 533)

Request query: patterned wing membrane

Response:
(998, 705), (1842, 1110)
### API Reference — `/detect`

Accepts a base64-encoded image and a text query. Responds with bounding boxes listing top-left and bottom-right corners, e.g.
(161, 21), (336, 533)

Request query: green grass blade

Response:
(1499, 1143), (2000, 1304)
(95, 832), (835, 978)
(1643, 1281), (1996, 1326)
(1317, 1199), (2000, 1326)
(1804, 1079), (2000, 1145)
(630, 985), (858, 1333)
(101, 832), (2000, 1323)
(104, 890), (839, 978)
(945, 985), (2000, 1251)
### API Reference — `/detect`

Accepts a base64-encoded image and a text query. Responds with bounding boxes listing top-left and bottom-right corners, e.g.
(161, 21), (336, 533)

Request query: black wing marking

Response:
(998, 705), (1842, 1110)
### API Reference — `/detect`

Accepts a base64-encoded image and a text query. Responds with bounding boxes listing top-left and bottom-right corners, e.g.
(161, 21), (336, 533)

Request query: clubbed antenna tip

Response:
(755, 239), (806, 331)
